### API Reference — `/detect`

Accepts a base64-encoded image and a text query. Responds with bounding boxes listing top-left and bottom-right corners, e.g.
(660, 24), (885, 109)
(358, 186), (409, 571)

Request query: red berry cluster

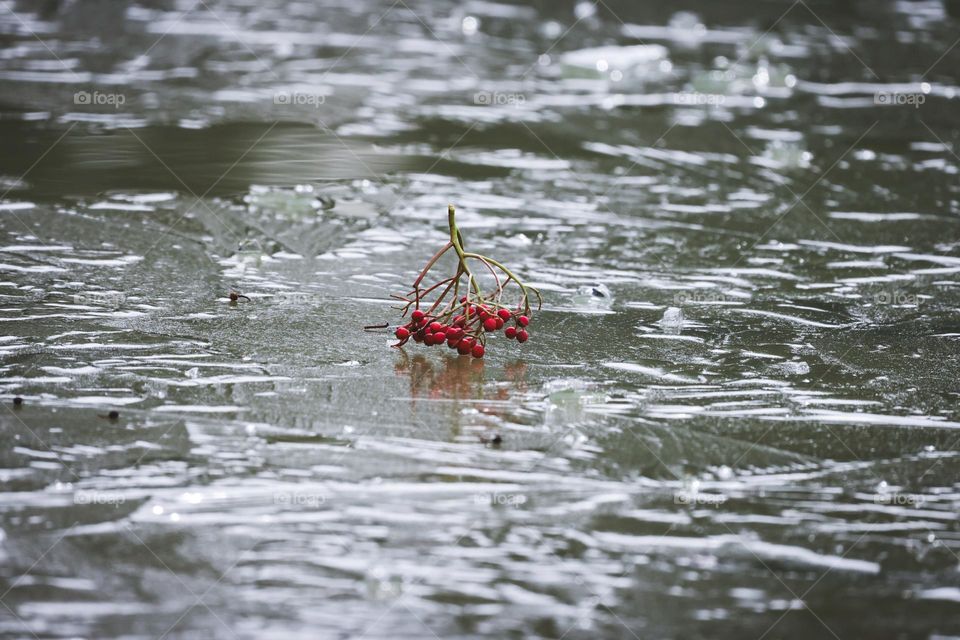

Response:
(394, 302), (532, 358)
(390, 205), (540, 359)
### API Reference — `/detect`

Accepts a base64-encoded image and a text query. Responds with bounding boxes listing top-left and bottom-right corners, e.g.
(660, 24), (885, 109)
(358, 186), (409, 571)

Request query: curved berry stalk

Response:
(390, 205), (541, 358)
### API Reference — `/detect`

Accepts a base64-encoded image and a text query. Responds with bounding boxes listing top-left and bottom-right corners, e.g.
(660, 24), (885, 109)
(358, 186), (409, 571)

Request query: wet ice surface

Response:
(1, 0), (960, 638)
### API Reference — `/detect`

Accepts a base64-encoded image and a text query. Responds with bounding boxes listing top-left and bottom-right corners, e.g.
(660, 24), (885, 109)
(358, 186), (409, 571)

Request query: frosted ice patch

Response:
(659, 306), (685, 333)
(770, 361), (811, 376)
(570, 284), (613, 309)
(0, 202), (35, 211)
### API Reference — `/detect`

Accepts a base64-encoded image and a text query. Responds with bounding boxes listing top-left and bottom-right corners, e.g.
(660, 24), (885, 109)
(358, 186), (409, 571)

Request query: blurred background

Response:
(1, 1), (959, 638)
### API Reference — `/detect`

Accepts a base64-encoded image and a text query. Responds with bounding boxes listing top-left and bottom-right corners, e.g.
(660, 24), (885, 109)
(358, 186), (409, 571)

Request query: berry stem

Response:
(463, 252), (542, 314)
(413, 241), (453, 290)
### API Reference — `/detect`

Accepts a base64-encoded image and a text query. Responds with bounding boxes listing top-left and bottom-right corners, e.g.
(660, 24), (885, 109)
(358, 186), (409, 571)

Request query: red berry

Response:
(505, 326), (517, 339)
(448, 336), (460, 348)
(495, 317), (504, 330)
(413, 330), (426, 343)
(483, 317), (498, 332)
(412, 310), (425, 323)
(395, 327), (410, 340)
(457, 342), (472, 355)
(497, 309), (511, 321)
(428, 321), (443, 333)
(517, 329), (529, 343)
(471, 344), (485, 358)
(453, 315), (465, 327)
(517, 315), (529, 327)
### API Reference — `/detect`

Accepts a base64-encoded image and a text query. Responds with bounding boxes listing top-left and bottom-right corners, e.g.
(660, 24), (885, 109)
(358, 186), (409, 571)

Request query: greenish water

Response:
(1, 1), (959, 638)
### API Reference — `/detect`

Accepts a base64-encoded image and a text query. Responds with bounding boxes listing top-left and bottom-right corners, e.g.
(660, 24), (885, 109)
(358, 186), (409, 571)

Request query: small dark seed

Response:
(229, 292), (239, 301)
(12, 396), (23, 406)
(491, 434), (502, 445)
(107, 410), (119, 420)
